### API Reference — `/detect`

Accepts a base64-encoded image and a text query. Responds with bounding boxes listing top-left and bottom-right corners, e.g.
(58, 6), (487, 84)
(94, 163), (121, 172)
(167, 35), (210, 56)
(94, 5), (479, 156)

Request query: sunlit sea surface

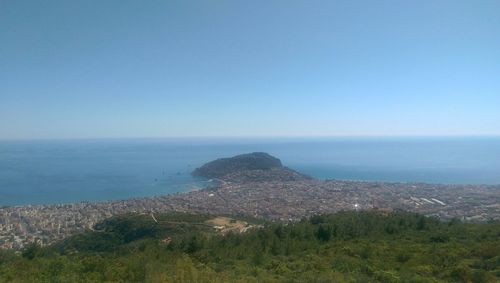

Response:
(1, 137), (499, 206)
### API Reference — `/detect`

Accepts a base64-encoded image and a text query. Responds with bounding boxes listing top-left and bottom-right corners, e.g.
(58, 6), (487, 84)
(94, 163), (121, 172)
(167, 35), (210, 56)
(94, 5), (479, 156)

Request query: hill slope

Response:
(1, 211), (498, 282)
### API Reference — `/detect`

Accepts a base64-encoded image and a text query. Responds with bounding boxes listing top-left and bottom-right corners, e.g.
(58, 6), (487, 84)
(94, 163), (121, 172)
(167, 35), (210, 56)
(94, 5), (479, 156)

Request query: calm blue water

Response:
(0, 137), (499, 206)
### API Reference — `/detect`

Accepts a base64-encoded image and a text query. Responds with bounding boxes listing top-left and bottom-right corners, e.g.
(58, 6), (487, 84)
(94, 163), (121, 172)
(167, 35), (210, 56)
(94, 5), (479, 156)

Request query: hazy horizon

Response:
(1, 134), (500, 142)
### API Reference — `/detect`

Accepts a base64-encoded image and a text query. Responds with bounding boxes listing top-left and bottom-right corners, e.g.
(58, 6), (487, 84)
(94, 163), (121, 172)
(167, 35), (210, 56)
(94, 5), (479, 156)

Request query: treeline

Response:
(0, 211), (499, 282)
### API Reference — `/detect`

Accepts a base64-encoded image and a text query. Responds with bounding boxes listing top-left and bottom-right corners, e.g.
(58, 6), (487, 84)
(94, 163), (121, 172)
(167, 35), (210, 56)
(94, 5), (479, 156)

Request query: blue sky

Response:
(1, 0), (499, 139)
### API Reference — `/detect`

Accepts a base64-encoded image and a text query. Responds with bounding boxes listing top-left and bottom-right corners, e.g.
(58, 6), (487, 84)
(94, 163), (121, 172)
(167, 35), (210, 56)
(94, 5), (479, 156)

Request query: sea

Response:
(0, 137), (499, 206)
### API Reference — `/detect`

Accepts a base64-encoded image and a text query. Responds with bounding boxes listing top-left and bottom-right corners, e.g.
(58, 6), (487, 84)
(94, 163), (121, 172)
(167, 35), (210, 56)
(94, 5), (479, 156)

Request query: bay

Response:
(0, 137), (499, 206)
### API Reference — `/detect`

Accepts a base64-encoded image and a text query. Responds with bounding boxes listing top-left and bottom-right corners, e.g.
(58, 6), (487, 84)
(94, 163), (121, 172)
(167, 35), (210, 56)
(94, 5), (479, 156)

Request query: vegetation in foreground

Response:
(0, 211), (499, 282)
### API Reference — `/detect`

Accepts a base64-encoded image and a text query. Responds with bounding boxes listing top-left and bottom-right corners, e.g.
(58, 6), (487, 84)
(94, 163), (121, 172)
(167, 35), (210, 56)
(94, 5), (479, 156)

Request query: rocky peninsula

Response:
(192, 152), (310, 182)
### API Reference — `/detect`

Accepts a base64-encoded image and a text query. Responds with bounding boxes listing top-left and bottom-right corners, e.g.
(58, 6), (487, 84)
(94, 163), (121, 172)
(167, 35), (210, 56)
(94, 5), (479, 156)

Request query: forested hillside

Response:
(0, 211), (498, 282)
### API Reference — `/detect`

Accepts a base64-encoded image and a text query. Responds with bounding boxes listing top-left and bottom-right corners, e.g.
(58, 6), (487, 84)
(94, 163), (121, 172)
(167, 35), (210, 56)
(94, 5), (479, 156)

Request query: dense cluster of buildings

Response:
(1, 173), (499, 249)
